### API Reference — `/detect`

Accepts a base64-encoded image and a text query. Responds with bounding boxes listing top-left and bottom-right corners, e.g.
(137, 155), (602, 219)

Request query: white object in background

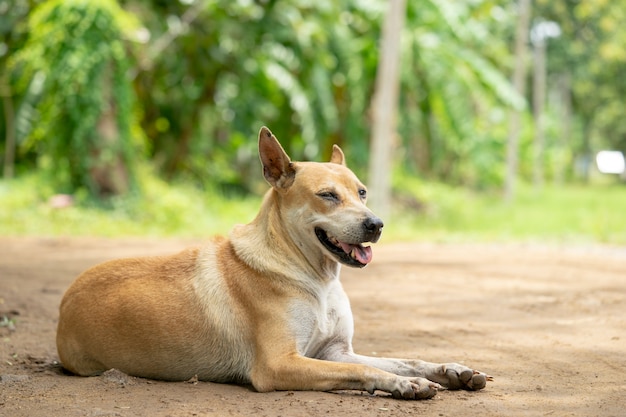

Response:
(596, 151), (625, 174)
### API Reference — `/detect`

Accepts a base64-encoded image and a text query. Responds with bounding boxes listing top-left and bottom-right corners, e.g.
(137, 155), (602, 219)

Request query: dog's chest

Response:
(288, 283), (353, 358)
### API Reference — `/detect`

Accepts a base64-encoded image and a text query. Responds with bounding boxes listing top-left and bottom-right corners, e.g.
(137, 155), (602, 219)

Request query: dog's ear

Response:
(330, 145), (346, 166)
(258, 126), (296, 189)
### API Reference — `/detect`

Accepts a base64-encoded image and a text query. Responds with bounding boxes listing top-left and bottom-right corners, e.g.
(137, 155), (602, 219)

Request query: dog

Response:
(57, 127), (490, 400)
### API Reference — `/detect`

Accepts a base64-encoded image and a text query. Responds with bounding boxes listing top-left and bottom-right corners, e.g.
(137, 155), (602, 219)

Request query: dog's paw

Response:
(390, 377), (442, 400)
(433, 363), (492, 391)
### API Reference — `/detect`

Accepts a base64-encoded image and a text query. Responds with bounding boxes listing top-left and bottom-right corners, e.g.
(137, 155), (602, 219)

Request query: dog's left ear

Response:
(330, 145), (346, 166)
(258, 126), (296, 189)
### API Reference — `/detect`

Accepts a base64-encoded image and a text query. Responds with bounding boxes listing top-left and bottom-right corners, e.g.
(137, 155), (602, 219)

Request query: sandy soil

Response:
(1, 237), (625, 416)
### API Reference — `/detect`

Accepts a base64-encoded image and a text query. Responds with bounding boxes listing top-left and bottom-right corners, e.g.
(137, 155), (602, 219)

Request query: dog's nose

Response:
(363, 216), (384, 242)
(364, 216), (384, 232)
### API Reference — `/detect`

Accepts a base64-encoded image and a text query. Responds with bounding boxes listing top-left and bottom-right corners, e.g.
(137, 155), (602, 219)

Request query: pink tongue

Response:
(339, 242), (373, 264)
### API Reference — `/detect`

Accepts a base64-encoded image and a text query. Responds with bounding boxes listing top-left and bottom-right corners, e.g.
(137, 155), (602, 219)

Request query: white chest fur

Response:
(288, 280), (355, 359)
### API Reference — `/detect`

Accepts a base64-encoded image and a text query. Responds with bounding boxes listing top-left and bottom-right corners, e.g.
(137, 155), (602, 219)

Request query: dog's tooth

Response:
(350, 248), (357, 259)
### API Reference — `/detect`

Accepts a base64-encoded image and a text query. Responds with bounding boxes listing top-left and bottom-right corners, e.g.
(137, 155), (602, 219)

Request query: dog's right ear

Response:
(330, 145), (346, 166)
(258, 126), (296, 189)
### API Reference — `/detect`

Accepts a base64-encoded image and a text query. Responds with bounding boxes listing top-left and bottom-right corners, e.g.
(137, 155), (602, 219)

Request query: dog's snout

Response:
(363, 216), (384, 242)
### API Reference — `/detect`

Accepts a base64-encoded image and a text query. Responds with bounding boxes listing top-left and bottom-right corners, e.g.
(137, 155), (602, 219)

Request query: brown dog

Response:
(57, 127), (490, 400)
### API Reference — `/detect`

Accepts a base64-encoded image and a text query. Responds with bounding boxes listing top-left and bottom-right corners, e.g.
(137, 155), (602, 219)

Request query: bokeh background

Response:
(1, 0), (625, 242)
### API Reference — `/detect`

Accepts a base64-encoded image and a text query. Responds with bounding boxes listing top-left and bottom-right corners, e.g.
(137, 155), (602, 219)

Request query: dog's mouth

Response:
(315, 227), (373, 268)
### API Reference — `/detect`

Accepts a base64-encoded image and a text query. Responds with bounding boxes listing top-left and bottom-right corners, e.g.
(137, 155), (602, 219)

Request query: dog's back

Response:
(56, 240), (253, 382)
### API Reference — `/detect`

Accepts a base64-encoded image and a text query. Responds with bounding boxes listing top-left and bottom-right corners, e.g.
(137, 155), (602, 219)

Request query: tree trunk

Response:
(90, 65), (129, 197)
(532, 38), (547, 188)
(580, 119), (593, 182)
(555, 73), (571, 183)
(1, 76), (15, 179)
(368, 0), (406, 220)
(504, 0), (532, 202)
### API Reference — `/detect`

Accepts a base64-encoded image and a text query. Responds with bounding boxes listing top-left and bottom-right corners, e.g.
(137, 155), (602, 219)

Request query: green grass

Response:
(1, 172), (625, 244)
(0, 172), (262, 238)
(387, 178), (626, 244)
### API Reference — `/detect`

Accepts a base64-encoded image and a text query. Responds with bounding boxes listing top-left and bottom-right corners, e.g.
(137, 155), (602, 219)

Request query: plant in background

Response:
(10, 0), (142, 198)
(399, 0), (525, 188)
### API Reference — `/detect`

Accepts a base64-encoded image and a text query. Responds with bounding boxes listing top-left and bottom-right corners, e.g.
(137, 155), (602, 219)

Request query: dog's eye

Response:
(317, 191), (339, 202)
(358, 189), (367, 199)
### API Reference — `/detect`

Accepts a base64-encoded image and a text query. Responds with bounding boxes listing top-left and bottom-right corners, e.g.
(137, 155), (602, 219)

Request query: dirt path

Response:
(1, 237), (625, 416)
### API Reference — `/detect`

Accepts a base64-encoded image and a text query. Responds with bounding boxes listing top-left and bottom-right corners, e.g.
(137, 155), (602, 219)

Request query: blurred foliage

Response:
(535, 0), (626, 170)
(8, 0), (141, 196)
(399, 0), (523, 187)
(126, 0), (385, 190)
(1, 0), (626, 200)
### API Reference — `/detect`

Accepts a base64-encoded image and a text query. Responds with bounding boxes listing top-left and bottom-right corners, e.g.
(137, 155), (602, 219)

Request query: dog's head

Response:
(258, 126), (383, 268)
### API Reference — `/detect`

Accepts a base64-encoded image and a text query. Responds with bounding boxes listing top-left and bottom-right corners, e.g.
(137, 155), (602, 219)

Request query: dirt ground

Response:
(1, 237), (625, 417)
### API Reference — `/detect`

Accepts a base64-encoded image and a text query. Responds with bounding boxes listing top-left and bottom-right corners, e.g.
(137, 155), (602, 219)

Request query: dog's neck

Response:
(229, 189), (341, 286)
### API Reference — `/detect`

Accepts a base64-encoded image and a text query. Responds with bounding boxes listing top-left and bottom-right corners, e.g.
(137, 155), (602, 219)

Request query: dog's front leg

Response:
(322, 348), (490, 391)
(250, 353), (441, 399)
